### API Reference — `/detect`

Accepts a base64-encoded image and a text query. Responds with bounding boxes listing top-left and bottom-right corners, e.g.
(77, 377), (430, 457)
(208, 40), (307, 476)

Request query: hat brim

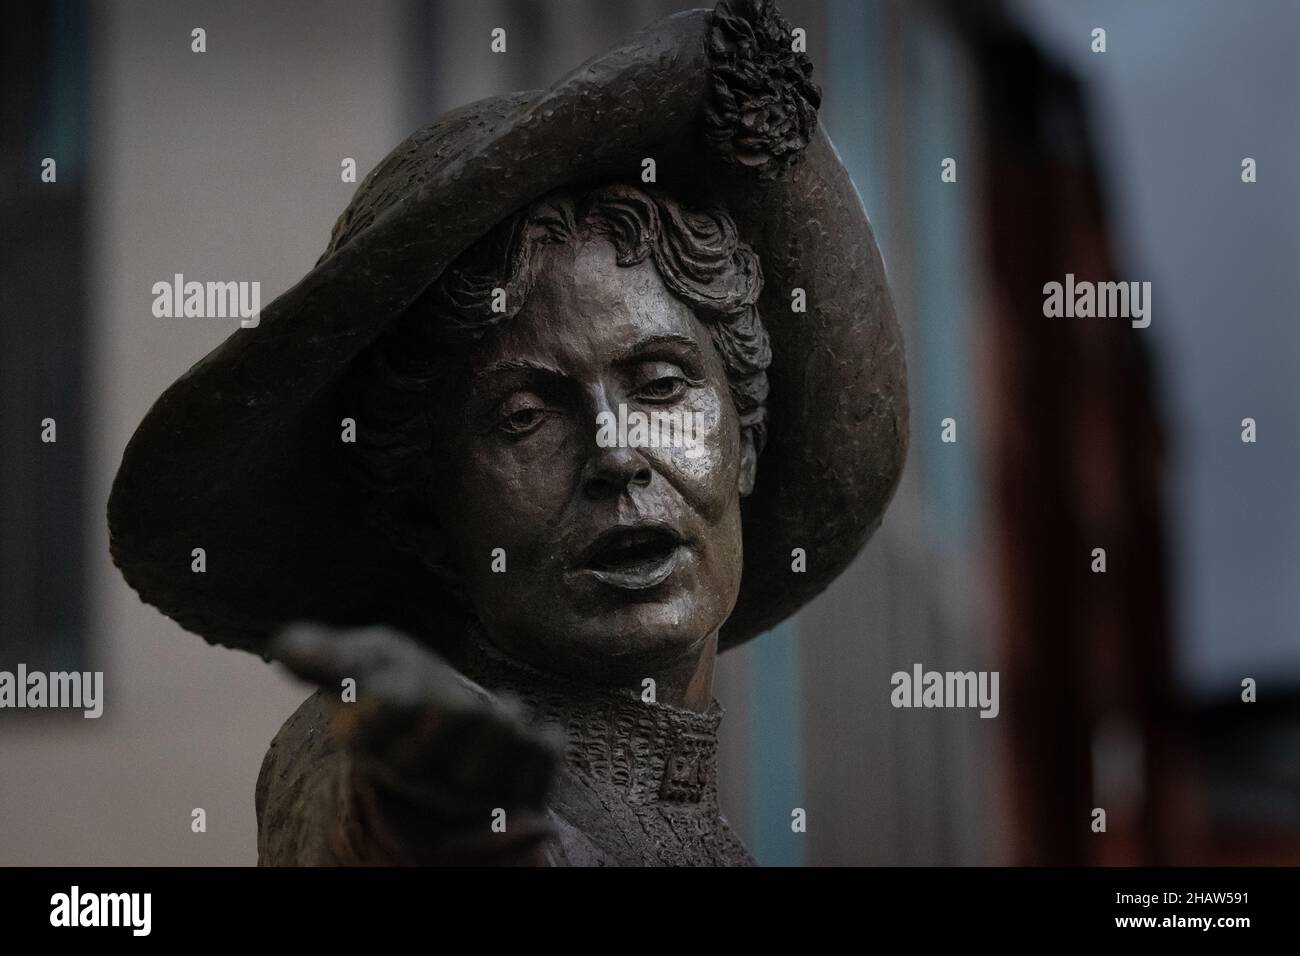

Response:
(108, 3), (908, 657)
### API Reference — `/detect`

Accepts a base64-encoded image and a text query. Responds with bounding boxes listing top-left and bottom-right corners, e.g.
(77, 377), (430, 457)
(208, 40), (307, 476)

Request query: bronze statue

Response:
(108, 0), (907, 865)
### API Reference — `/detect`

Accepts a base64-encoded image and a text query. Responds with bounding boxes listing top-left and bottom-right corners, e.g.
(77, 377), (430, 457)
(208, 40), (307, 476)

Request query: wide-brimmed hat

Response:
(108, 0), (907, 659)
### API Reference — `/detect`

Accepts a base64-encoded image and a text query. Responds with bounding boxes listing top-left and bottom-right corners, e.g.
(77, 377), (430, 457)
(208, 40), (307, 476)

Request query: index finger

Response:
(269, 623), (399, 686)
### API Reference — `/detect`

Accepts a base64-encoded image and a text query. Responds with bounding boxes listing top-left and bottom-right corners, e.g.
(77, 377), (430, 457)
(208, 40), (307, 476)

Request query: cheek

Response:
(447, 431), (579, 567)
(655, 389), (742, 521)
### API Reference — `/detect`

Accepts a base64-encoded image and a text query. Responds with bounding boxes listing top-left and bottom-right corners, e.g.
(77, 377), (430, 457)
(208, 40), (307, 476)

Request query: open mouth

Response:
(580, 525), (686, 590)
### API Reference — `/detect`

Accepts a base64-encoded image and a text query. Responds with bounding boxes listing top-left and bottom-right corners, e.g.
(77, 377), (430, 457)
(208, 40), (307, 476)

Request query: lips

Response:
(578, 523), (688, 590)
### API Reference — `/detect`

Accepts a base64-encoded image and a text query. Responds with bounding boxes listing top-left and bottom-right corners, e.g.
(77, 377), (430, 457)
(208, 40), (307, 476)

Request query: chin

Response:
(477, 571), (736, 678)
(559, 602), (725, 672)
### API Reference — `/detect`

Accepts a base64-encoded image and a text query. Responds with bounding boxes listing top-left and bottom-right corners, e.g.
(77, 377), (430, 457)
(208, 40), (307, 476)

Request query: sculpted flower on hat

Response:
(704, 0), (822, 180)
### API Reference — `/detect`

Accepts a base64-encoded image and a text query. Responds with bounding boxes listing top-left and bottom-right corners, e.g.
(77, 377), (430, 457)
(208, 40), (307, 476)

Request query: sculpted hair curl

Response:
(346, 183), (771, 575)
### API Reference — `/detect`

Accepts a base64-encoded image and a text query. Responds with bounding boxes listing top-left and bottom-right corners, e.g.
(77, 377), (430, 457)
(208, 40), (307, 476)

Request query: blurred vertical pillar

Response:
(940, 0), (1189, 864)
(0, 0), (88, 672)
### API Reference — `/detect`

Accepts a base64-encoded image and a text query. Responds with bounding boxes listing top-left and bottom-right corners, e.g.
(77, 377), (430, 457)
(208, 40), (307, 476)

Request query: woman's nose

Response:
(582, 389), (653, 497)
(582, 442), (653, 498)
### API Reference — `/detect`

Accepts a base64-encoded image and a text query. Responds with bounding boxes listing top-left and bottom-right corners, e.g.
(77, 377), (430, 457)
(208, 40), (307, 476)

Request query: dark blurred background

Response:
(1, 0), (1297, 865)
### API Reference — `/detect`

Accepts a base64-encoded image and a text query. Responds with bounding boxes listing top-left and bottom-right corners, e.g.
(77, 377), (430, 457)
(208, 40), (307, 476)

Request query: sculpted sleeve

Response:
(255, 687), (559, 865)
(255, 689), (382, 865)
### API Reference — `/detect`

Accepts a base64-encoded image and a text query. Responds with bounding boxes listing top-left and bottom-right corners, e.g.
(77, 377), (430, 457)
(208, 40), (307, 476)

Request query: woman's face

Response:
(432, 237), (756, 681)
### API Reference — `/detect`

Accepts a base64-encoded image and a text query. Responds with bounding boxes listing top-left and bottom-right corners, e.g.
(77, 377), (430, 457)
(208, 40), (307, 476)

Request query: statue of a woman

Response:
(108, 0), (907, 866)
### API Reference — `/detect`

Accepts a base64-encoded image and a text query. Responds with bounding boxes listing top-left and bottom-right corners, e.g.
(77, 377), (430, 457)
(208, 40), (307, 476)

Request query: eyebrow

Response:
(472, 358), (565, 382)
(613, 333), (702, 365)
(473, 334), (703, 384)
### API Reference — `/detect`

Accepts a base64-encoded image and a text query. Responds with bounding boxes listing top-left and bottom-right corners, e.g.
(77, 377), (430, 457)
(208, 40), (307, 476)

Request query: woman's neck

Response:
(654, 632), (718, 711)
(463, 625), (719, 713)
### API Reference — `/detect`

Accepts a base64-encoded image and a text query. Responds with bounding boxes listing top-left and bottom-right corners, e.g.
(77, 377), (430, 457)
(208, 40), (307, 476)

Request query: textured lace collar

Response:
(463, 637), (723, 806)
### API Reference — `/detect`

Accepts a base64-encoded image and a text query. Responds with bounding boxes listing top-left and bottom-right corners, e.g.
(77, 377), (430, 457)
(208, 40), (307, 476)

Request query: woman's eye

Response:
(638, 376), (688, 403)
(497, 405), (547, 436)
